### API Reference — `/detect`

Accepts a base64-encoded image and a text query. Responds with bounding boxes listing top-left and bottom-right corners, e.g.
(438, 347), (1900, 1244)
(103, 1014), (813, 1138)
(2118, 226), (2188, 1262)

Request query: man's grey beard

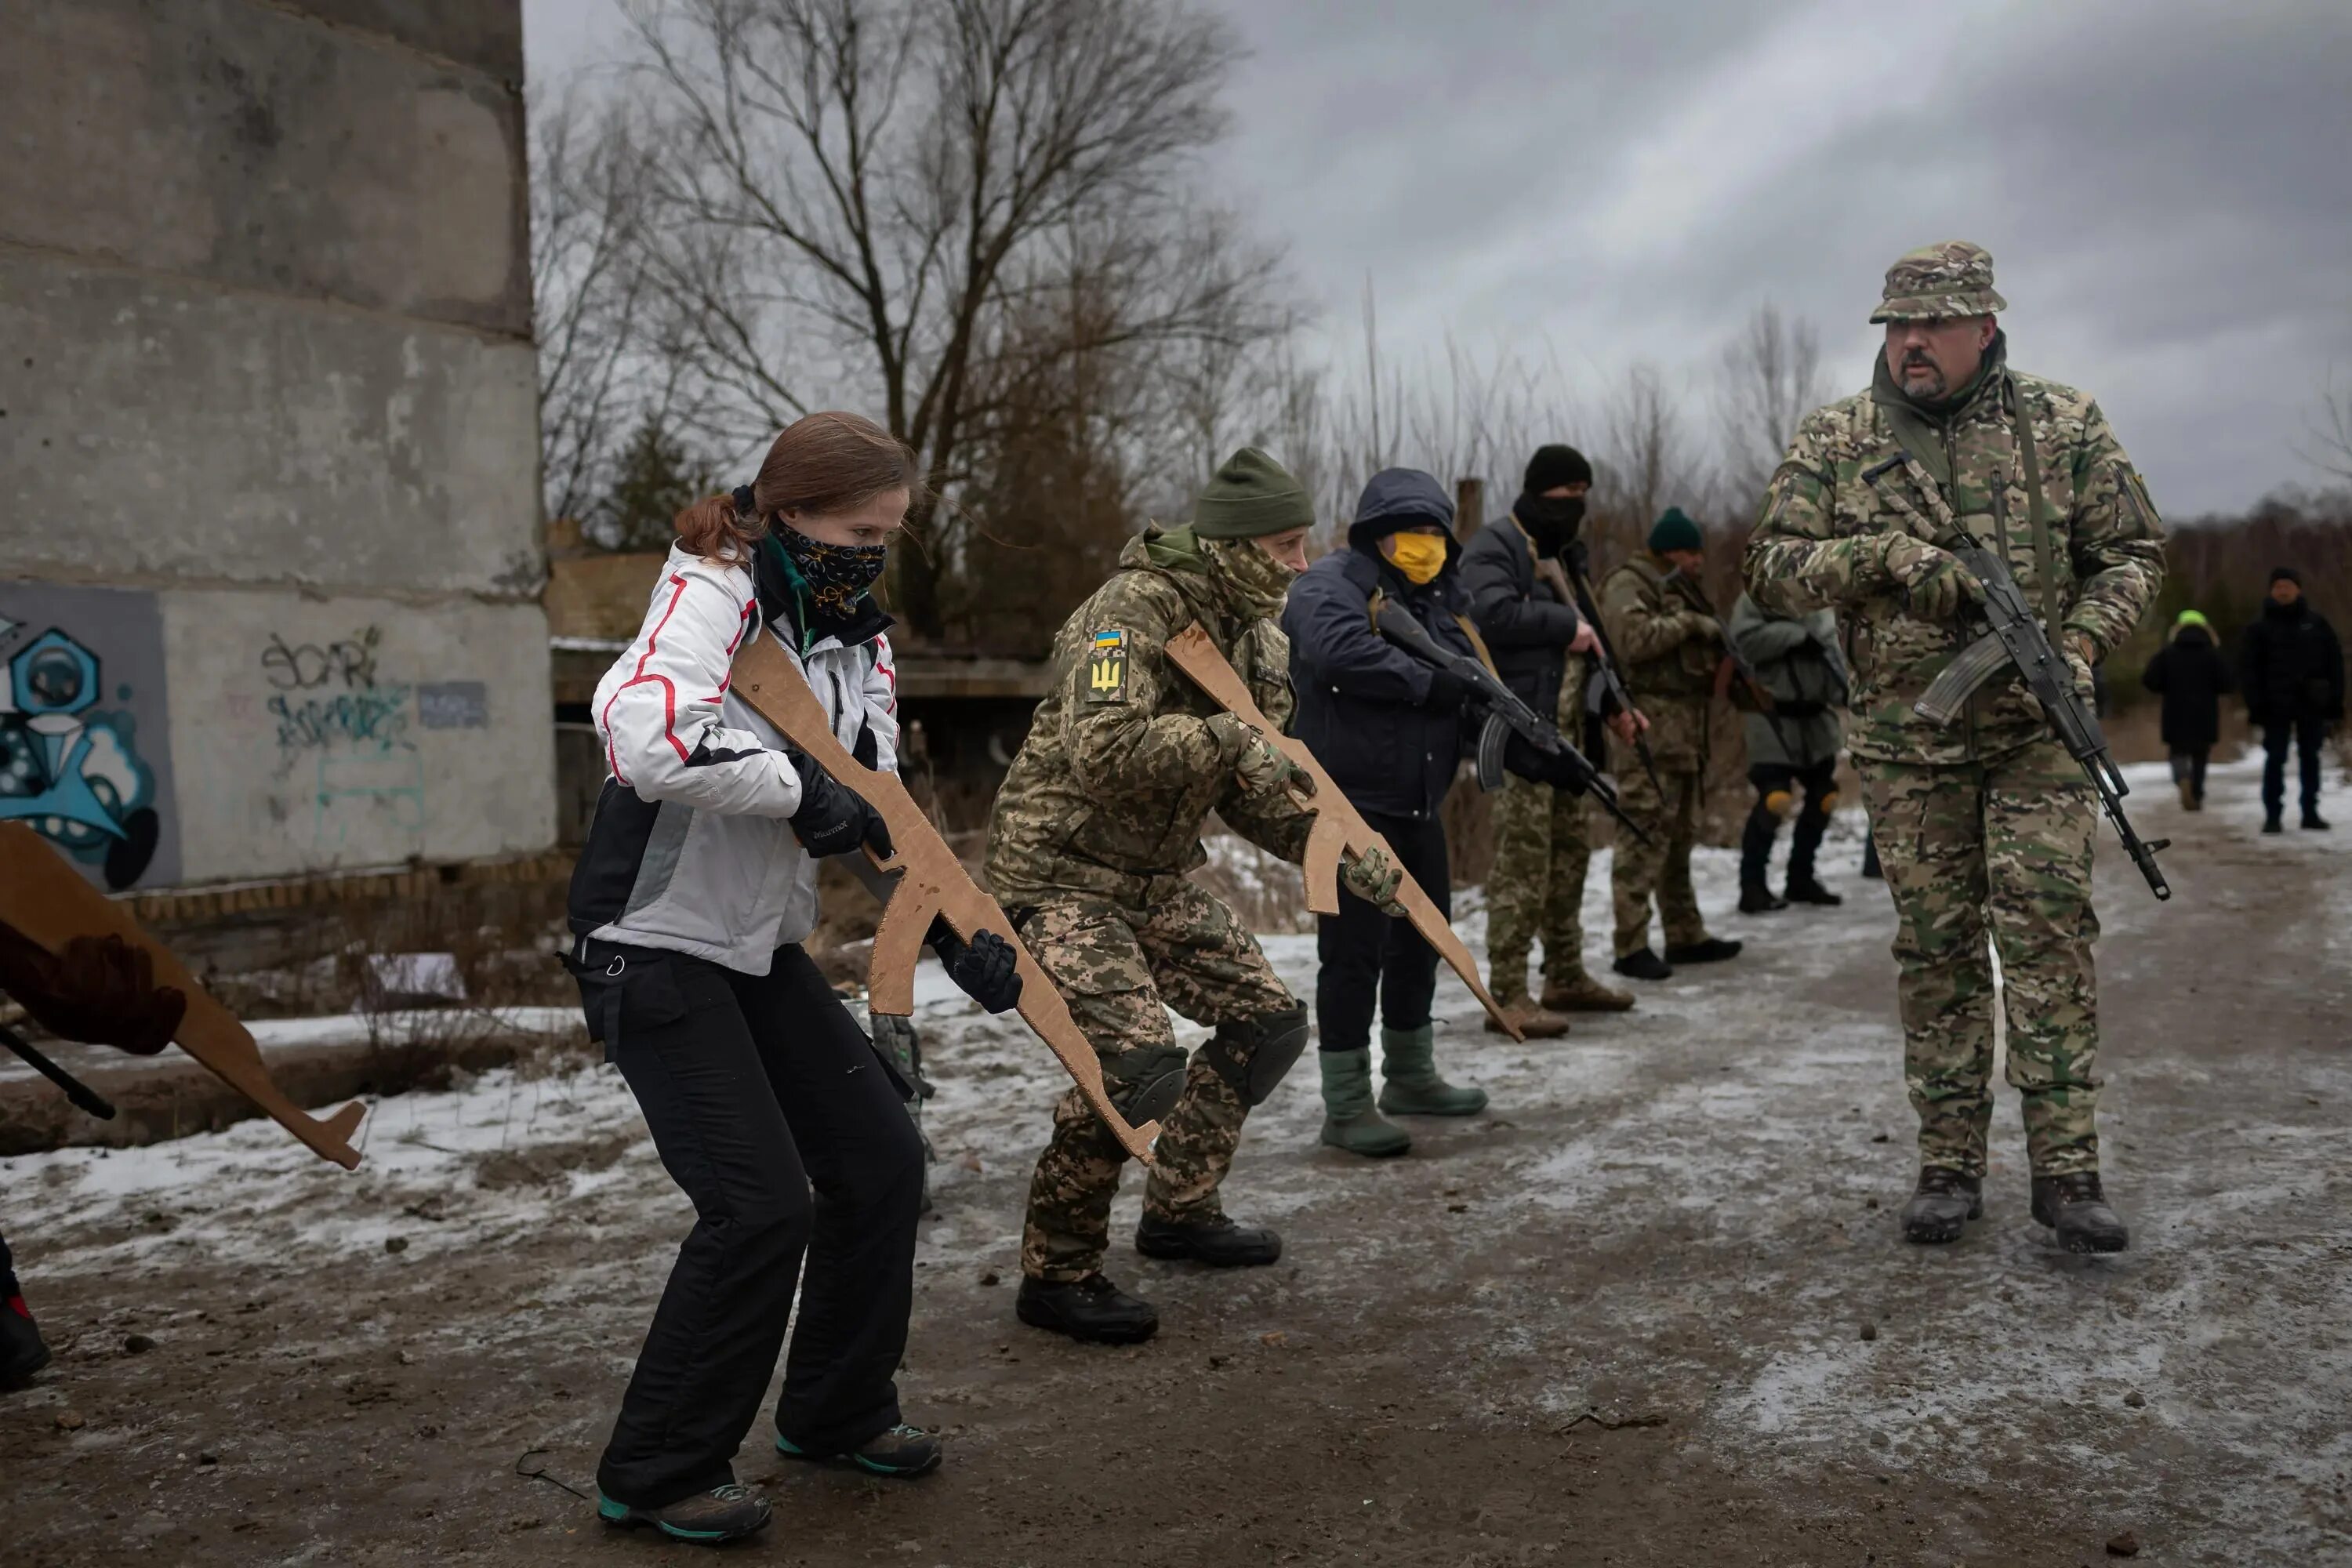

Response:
(1900, 358), (1947, 397)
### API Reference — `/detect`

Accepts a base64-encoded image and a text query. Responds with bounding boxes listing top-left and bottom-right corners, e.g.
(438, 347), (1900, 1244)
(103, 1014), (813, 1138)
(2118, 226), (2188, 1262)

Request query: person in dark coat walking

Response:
(1283, 467), (1587, 1158)
(2140, 609), (2232, 810)
(2238, 567), (2344, 831)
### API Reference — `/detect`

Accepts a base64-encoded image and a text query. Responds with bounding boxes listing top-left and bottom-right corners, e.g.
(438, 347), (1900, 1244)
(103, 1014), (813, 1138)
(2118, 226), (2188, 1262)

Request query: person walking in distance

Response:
(2239, 568), (2342, 832)
(1461, 445), (1643, 1034)
(1600, 508), (1745, 981)
(2139, 609), (2232, 811)
(1726, 592), (1849, 912)
(1744, 241), (2165, 1253)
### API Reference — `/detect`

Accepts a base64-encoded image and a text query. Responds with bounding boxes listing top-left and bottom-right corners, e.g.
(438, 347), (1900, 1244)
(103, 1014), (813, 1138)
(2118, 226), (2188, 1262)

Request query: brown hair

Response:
(673, 411), (924, 564)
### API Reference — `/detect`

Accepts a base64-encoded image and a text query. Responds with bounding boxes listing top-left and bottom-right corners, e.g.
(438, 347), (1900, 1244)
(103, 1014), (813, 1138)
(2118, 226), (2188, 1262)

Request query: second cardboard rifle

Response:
(1862, 450), (2171, 901)
(1370, 604), (1646, 844)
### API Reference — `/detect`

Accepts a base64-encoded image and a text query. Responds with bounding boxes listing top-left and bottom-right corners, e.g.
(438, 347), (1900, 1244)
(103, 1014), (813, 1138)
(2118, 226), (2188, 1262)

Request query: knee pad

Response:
(1203, 1004), (1312, 1107)
(1817, 788), (1839, 816)
(1109, 1043), (1190, 1127)
(1763, 789), (1795, 819)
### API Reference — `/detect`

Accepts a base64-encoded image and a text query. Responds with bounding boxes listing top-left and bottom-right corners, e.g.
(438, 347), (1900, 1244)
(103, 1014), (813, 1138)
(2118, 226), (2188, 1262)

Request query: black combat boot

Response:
(1739, 879), (1788, 914)
(1613, 947), (1673, 982)
(2263, 815), (2284, 834)
(778, 1422), (942, 1478)
(1135, 1211), (1282, 1267)
(597, 1483), (771, 1544)
(1900, 1167), (1984, 1244)
(2304, 810), (2332, 830)
(1015, 1272), (1160, 1344)
(0, 1293), (50, 1389)
(2030, 1171), (2130, 1254)
(1664, 937), (1743, 964)
(1784, 874), (1842, 906)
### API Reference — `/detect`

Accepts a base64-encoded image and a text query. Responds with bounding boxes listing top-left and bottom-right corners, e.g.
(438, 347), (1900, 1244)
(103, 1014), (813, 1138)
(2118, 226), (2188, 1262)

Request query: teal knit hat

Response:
(1194, 448), (1314, 539)
(1647, 506), (1703, 554)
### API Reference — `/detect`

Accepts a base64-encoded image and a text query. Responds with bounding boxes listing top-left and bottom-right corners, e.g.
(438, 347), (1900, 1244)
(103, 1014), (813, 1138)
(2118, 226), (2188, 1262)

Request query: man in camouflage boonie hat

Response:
(1867, 239), (2009, 324)
(1744, 239), (2165, 1258)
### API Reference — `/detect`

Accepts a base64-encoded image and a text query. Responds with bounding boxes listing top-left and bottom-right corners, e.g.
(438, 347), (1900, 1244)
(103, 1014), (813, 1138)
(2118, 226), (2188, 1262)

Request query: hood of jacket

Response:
(1347, 466), (1460, 585)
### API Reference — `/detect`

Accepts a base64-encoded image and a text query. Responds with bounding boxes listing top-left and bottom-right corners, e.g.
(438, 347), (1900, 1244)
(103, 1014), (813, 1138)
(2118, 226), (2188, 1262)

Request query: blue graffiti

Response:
(0, 627), (162, 889)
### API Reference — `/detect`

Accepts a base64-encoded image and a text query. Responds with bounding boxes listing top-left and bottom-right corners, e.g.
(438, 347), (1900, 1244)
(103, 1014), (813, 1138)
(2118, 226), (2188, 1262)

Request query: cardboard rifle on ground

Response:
(0, 822), (367, 1168)
(728, 637), (1162, 1164)
(1161, 622), (1526, 1043)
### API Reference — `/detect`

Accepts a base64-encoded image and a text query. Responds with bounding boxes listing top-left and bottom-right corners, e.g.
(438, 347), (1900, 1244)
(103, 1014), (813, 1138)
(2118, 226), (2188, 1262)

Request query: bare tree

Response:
(2300, 363), (2352, 483)
(1714, 301), (1825, 516)
(1593, 361), (1709, 561)
(615, 0), (1287, 640)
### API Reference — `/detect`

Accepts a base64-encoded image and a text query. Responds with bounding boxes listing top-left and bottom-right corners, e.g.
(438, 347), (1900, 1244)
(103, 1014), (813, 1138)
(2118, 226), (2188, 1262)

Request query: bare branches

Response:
(1714, 301), (1824, 517)
(2299, 363), (2352, 483)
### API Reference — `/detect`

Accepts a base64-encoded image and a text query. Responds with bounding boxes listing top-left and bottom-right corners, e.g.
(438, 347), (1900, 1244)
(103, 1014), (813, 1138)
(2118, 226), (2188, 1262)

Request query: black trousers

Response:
(591, 942), (924, 1509)
(1740, 758), (1837, 887)
(2262, 717), (2327, 816)
(1315, 811), (1450, 1053)
(2169, 747), (2211, 800)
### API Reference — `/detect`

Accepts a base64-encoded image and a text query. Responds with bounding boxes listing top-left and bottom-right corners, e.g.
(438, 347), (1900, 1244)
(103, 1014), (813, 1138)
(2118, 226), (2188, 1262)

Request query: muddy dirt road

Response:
(4, 757), (2347, 1566)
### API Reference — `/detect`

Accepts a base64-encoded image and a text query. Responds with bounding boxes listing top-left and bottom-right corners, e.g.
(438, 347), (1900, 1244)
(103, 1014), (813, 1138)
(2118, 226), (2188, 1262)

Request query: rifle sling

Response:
(2006, 373), (2067, 643)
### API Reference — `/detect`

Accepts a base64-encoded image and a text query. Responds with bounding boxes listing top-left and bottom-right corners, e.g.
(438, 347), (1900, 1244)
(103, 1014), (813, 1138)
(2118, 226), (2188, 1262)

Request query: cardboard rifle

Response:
(1161, 622), (1525, 1043)
(728, 637), (1162, 1164)
(0, 822), (367, 1168)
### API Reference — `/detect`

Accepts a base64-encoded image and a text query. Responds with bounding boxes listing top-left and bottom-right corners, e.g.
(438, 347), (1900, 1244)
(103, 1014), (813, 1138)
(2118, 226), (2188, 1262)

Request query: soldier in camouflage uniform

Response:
(1744, 241), (2165, 1253)
(1600, 508), (1745, 980)
(987, 448), (1407, 1343)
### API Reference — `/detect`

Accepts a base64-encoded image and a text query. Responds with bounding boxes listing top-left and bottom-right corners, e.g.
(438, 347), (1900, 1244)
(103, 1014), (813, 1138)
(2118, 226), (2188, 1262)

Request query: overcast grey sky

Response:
(524, 0), (2352, 515)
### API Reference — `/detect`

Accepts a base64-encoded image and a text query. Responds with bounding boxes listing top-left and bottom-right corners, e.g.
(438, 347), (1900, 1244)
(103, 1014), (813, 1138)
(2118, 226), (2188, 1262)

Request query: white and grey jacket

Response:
(569, 543), (899, 974)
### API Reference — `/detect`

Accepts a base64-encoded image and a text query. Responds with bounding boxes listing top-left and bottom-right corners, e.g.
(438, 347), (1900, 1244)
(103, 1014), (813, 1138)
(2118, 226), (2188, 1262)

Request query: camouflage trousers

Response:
(1486, 770), (1595, 1003)
(1016, 880), (1297, 1282)
(1858, 739), (2102, 1178)
(1607, 764), (1708, 957)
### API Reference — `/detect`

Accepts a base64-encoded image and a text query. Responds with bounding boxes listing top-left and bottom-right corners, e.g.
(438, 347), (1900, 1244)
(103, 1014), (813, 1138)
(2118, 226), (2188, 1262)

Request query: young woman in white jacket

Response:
(568, 412), (1022, 1545)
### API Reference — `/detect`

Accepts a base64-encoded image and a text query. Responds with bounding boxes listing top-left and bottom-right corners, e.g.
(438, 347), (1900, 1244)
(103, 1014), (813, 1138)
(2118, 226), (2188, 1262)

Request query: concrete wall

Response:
(0, 0), (546, 890)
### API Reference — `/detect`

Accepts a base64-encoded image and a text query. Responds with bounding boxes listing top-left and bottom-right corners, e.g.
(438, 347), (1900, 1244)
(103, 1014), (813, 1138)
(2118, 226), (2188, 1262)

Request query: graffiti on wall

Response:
(256, 623), (429, 857)
(0, 586), (180, 890)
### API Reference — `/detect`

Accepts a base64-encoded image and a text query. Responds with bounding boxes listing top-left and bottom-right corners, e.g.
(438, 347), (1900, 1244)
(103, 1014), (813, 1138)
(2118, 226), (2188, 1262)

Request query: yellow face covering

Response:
(1385, 532), (1447, 585)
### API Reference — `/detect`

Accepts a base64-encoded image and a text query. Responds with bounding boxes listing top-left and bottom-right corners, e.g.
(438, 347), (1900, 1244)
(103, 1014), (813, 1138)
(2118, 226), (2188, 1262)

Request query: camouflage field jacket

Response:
(1744, 341), (2165, 766)
(985, 525), (1312, 905)
(1599, 553), (1720, 771)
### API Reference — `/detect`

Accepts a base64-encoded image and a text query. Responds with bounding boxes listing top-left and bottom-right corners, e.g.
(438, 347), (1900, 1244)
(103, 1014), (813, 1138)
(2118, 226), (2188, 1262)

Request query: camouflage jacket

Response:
(1599, 553), (1719, 770)
(1744, 339), (2165, 765)
(985, 525), (1312, 905)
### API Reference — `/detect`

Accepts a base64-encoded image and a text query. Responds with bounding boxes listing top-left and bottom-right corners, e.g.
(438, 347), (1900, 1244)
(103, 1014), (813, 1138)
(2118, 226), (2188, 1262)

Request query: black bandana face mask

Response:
(1517, 492), (1585, 550)
(767, 521), (887, 623)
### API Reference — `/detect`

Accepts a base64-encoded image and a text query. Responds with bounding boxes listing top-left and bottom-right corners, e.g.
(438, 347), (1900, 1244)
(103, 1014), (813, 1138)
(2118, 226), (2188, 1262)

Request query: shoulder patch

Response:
(1084, 629), (1129, 704)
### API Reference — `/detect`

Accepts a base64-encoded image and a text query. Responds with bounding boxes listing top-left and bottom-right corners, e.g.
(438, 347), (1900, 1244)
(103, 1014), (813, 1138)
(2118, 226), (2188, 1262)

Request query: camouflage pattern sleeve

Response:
(1744, 405), (1896, 616)
(1599, 564), (1698, 664)
(1212, 617), (1316, 864)
(2058, 401), (2166, 659)
(1056, 579), (1236, 799)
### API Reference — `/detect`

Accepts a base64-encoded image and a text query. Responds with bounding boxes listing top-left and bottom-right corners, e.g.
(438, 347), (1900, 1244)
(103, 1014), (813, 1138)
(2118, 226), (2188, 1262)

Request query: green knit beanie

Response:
(1194, 447), (1314, 539)
(1647, 506), (1703, 554)
(2174, 608), (2210, 631)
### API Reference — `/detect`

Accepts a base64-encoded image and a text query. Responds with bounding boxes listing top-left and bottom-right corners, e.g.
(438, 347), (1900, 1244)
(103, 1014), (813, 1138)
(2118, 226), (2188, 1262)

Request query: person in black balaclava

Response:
(2239, 567), (2343, 831)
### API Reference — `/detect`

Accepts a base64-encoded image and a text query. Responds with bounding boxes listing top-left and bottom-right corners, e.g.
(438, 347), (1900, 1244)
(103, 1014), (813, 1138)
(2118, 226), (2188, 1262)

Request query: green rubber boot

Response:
(1318, 1047), (1411, 1157)
(1376, 1025), (1489, 1116)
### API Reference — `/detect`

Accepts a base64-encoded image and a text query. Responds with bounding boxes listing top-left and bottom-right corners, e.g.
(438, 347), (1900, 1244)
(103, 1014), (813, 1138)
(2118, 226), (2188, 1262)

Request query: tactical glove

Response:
(786, 748), (894, 859)
(1338, 845), (1410, 918)
(0, 927), (184, 1054)
(1208, 713), (1312, 800)
(1501, 733), (1591, 796)
(2063, 635), (2096, 701)
(926, 918), (1023, 1014)
(1882, 535), (1980, 622)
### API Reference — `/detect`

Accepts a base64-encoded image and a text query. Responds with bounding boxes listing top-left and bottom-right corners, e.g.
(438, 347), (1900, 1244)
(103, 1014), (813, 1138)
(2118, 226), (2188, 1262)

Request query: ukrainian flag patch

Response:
(1085, 629), (1128, 704)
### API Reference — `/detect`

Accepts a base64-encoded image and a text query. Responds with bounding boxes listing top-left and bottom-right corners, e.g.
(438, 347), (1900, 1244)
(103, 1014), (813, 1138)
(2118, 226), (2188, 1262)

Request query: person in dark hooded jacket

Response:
(1283, 468), (1586, 1158)
(2238, 567), (2343, 831)
(2140, 609), (2232, 811)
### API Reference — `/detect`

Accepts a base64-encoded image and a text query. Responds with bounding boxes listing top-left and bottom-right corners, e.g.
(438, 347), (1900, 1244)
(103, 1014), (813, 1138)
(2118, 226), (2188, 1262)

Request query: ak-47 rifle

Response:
(0, 822), (368, 1167)
(1370, 604), (1646, 844)
(1161, 622), (1526, 1042)
(1540, 552), (1662, 794)
(1860, 451), (2172, 901)
(729, 636), (1163, 1162)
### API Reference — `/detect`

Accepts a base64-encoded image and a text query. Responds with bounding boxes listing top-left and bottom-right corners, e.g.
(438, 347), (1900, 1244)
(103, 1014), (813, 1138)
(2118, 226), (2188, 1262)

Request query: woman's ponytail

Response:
(674, 492), (763, 565)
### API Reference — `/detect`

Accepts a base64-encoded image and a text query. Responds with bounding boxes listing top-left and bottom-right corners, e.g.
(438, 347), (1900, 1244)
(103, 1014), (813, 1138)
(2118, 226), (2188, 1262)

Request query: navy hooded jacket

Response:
(1281, 468), (1479, 820)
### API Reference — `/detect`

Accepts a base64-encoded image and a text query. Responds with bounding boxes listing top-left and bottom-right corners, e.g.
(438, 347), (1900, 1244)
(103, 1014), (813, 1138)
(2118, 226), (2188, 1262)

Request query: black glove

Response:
(926, 917), (1023, 1014)
(1421, 666), (1475, 713)
(786, 749), (893, 859)
(1501, 732), (1591, 796)
(0, 927), (184, 1054)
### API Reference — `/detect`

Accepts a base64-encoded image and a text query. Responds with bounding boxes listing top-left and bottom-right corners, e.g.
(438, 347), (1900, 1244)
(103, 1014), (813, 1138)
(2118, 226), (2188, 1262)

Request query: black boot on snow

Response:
(1784, 874), (1843, 906)
(2030, 1172), (2130, 1254)
(1613, 947), (1674, 982)
(1664, 937), (1743, 964)
(2263, 815), (2284, 834)
(0, 1294), (51, 1390)
(1900, 1167), (1984, 1244)
(1135, 1212), (1282, 1267)
(2304, 811), (2333, 830)
(1739, 880), (1788, 914)
(1016, 1272), (1160, 1344)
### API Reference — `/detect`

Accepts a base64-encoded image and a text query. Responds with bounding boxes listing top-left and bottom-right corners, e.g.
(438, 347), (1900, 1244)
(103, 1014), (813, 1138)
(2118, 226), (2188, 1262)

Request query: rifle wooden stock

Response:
(729, 637), (1161, 1163)
(0, 823), (366, 1168)
(1162, 623), (1524, 1043)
